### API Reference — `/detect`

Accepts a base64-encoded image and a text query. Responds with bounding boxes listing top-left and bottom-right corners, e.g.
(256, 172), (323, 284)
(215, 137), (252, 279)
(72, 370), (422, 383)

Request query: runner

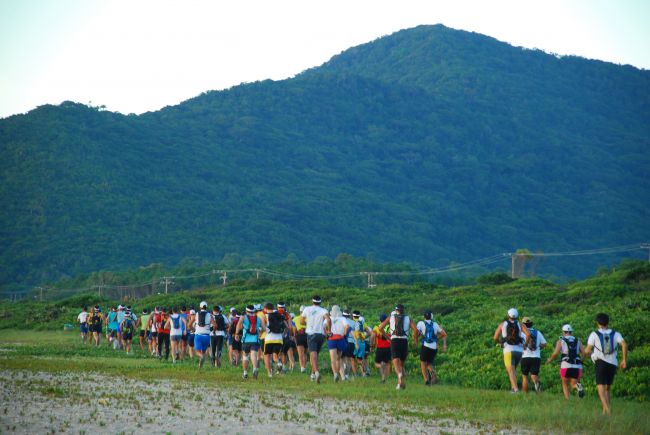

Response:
(520, 317), (546, 393)
(416, 310), (447, 386)
(546, 324), (585, 400)
(300, 295), (330, 383)
(327, 305), (350, 382)
(276, 303), (293, 372)
(138, 309), (150, 352)
(585, 313), (628, 414)
(492, 308), (528, 393)
(88, 305), (103, 347)
(77, 307), (89, 344)
(378, 304), (418, 390)
(157, 307), (171, 360)
(371, 314), (391, 383)
(167, 307), (187, 364)
(285, 312), (298, 371)
(255, 304), (265, 367)
(106, 307), (119, 349)
(186, 308), (196, 360)
(210, 306), (228, 368)
(191, 302), (213, 369)
(179, 305), (189, 359)
(116, 305), (126, 350)
(120, 309), (136, 354)
(228, 308), (241, 366)
(235, 305), (261, 379)
(147, 307), (161, 357)
(294, 305), (308, 373)
(263, 302), (288, 377)
(342, 309), (358, 378)
(352, 311), (372, 377)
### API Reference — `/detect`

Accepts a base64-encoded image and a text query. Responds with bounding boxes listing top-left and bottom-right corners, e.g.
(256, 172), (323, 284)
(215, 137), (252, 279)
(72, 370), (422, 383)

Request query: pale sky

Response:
(1, 0), (648, 119)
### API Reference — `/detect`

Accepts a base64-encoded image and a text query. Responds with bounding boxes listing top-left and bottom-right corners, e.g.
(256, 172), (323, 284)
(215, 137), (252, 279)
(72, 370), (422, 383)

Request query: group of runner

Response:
(77, 297), (626, 414)
(493, 308), (627, 414)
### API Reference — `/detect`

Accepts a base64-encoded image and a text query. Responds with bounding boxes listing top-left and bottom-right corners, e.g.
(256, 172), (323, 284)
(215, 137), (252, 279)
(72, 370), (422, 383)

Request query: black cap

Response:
(395, 304), (405, 313)
(312, 295), (322, 304)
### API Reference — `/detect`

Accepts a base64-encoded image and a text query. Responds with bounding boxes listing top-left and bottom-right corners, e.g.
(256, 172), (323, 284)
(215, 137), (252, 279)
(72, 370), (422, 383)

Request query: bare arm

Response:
(620, 340), (628, 369)
(546, 341), (562, 364)
(493, 324), (503, 343)
(438, 327), (448, 352)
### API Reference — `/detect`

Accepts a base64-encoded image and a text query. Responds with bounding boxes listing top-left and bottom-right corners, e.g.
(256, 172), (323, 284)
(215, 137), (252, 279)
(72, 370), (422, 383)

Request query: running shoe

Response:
(576, 383), (584, 398)
(242, 372), (248, 380)
(253, 369), (259, 380)
(534, 380), (541, 392)
(316, 372), (321, 384)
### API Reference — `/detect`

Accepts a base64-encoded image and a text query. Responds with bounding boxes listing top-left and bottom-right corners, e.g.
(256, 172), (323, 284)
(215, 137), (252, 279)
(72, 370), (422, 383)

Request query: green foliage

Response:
(477, 271), (515, 285)
(0, 25), (649, 292)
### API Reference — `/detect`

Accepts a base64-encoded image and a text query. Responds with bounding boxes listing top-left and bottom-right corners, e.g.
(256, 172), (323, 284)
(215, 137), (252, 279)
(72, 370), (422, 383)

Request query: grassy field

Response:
(0, 330), (648, 434)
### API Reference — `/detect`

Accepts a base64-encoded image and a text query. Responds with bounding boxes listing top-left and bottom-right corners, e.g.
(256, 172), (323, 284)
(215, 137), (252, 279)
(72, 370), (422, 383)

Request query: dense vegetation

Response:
(2, 259), (648, 402)
(1, 24), (649, 293)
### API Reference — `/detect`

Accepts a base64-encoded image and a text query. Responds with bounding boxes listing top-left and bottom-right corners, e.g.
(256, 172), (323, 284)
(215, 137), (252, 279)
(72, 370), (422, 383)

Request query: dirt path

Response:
(0, 370), (503, 434)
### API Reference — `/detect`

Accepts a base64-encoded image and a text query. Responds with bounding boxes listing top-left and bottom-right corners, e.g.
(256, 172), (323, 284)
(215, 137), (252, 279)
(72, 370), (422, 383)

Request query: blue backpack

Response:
(422, 321), (437, 344)
(525, 328), (539, 351)
(172, 315), (180, 330)
(596, 330), (617, 355)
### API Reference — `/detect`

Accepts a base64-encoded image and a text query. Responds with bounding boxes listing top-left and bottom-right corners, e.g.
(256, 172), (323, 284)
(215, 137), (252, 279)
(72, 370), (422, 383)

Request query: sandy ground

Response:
(0, 370), (513, 434)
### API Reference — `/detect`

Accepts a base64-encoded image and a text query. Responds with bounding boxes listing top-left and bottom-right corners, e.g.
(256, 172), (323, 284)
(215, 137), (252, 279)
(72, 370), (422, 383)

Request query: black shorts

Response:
(151, 331), (158, 339)
(307, 334), (325, 353)
(282, 337), (293, 354)
(91, 324), (102, 333)
(420, 346), (438, 364)
(521, 357), (541, 376)
(375, 347), (391, 364)
(123, 333), (133, 341)
(231, 339), (242, 352)
(265, 342), (283, 355)
(139, 330), (146, 338)
(390, 338), (408, 361)
(595, 360), (617, 385)
(345, 342), (356, 358)
(296, 333), (308, 348)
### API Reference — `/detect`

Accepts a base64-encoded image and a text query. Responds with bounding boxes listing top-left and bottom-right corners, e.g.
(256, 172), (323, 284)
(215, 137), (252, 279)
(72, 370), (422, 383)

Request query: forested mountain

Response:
(1, 24), (649, 291)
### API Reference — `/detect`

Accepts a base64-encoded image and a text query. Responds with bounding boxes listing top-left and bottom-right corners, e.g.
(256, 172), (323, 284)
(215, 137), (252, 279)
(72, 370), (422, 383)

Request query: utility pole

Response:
(256, 269), (260, 280)
(361, 272), (377, 288)
(35, 286), (44, 301)
(160, 277), (174, 294)
(220, 271), (228, 286)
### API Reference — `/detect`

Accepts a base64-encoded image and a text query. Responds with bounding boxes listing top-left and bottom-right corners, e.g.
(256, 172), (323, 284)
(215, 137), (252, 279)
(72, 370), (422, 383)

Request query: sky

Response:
(1, 0), (649, 119)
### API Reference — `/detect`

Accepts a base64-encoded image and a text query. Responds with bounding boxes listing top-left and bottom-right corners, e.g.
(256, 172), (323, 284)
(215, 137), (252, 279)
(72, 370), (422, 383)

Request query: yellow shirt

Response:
(294, 315), (306, 333)
(257, 311), (266, 339)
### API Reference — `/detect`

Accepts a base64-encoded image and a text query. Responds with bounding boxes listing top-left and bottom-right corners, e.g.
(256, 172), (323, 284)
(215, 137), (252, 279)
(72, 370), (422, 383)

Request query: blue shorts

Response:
(80, 323), (88, 333)
(242, 342), (260, 353)
(195, 334), (210, 352)
(328, 338), (347, 353)
(354, 341), (366, 359)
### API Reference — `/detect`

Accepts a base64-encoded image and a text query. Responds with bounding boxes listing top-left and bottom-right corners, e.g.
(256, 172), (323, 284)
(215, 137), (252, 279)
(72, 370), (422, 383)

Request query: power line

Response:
(14, 242), (647, 298)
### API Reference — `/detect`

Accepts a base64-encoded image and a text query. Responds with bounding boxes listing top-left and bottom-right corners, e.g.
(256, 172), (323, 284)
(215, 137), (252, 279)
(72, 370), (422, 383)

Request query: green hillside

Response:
(2, 260), (648, 401)
(1, 24), (649, 292)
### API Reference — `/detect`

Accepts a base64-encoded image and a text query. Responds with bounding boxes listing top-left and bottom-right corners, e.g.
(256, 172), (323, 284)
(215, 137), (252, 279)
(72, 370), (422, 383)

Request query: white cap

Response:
(562, 324), (573, 333)
(507, 308), (518, 319)
(189, 309), (196, 315)
(230, 307), (236, 312)
(299, 305), (305, 312)
(200, 301), (208, 309)
(118, 305), (124, 310)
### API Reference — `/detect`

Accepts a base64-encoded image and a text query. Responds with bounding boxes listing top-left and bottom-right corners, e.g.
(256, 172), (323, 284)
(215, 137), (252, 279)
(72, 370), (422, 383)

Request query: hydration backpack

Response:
(197, 311), (208, 327)
(596, 330), (617, 355)
(268, 312), (285, 334)
(215, 314), (226, 331)
(91, 313), (102, 326)
(525, 328), (538, 351)
(245, 315), (259, 335)
(505, 320), (523, 345)
(228, 317), (239, 335)
(172, 315), (180, 330)
(561, 337), (582, 364)
(423, 321), (437, 344)
(393, 314), (406, 336)
(123, 319), (134, 335)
